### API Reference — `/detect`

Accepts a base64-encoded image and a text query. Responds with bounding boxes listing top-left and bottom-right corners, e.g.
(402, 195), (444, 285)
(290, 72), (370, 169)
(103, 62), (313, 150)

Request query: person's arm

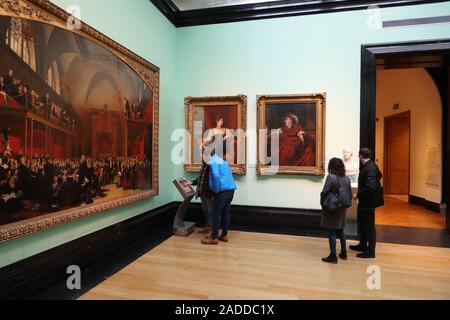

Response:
(321, 175), (334, 196)
(320, 175), (335, 206)
(192, 164), (207, 185)
(297, 129), (305, 144)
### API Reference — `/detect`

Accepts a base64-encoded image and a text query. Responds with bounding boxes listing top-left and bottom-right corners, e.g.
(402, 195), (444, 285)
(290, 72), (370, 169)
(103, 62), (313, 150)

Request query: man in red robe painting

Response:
(277, 113), (315, 166)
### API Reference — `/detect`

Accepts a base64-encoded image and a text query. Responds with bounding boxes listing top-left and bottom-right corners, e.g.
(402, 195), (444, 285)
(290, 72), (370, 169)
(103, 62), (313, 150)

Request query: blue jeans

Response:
(211, 190), (235, 239)
(329, 229), (347, 255)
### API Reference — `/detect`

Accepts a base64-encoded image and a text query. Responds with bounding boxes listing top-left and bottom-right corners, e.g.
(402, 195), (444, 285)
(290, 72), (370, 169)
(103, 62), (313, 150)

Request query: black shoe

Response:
(357, 252), (376, 259)
(339, 252), (348, 260)
(350, 244), (368, 252)
(322, 254), (338, 264)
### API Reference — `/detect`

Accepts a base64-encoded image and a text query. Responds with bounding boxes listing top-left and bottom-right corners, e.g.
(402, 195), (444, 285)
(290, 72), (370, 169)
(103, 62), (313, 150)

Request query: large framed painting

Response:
(0, 0), (159, 241)
(184, 95), (247, 175)
(257, 94), (325, 176)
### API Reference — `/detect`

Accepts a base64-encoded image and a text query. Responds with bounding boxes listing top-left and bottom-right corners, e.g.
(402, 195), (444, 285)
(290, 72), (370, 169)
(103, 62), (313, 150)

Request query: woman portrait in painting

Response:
(277, 113), (315, 167)
(185, 95), (247, 175)
(204, 115), (233, 162)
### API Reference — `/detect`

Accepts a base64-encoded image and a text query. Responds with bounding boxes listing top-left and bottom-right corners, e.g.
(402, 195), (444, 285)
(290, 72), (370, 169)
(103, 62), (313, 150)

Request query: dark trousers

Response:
(329, 229), (346, 255)
(211, 190), (234, 240)
(200, 193), (214, 226)
(357, 206), (376, 254)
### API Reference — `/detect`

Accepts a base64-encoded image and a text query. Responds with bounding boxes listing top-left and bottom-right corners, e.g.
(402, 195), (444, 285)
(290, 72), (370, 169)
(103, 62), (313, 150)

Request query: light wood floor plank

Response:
(80, 230), (450, 300)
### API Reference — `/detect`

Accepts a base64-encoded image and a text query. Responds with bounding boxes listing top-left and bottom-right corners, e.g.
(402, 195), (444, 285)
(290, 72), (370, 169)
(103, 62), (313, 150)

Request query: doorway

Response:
(361, 39), (450, 231)
(384, 111), (411, 197)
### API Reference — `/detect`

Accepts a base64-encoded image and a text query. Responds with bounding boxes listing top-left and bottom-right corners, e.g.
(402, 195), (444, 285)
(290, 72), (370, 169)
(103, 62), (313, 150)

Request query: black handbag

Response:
(323, 190), (339, 210)
(323, 175), (352, 210)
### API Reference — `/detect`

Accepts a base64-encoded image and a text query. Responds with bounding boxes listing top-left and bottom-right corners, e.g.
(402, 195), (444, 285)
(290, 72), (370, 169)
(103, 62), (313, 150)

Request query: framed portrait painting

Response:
(184, 95), (247, 175)
(0, 0), (159, 241)
(257, 94), (326, 176)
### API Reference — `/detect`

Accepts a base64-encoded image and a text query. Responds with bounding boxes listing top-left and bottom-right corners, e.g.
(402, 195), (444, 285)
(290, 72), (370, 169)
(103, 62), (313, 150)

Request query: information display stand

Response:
(172, 178), (196, 236)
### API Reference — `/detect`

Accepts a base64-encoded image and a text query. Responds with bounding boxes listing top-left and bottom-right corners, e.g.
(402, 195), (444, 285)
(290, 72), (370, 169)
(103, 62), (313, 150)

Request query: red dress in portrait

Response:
(279, 125), (315, 166)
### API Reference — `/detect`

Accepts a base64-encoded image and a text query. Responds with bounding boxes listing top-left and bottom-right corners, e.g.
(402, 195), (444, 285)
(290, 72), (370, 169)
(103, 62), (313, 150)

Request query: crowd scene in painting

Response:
(0, 69), (77, 131)
(0, 131), (151, 213)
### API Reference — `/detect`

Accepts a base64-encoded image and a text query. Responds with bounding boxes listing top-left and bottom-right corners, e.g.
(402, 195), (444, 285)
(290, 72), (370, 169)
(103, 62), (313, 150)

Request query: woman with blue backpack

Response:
(320, 158), (352, 264)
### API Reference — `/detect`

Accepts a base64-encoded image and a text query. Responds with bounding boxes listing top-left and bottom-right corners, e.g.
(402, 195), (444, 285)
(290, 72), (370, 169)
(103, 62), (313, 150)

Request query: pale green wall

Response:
(175, 1), (450, 209)
(0, 0), (177, 268)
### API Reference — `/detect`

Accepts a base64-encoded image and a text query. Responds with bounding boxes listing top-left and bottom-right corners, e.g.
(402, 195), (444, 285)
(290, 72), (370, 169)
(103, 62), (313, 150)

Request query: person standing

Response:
(201, 153), (236, 245)
(320, 158), (352, 264)
(191, 150), (214, 234)
(350, 148), (384, 259)
(4, 69), (14, 95)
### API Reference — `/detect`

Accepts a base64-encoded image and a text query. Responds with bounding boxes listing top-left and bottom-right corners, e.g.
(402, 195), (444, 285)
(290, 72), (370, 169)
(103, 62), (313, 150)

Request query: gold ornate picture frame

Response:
(0, 0), (159, 242)
(184, 95), (247, 175)
(257, 93), (325, 176)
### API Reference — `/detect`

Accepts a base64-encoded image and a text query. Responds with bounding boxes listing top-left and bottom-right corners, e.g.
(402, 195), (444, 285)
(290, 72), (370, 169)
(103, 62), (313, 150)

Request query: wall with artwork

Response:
(376, 68), (443, 204)
(1, 0), (450, 269)
(0, 0), (177, 268)
(174, 1), (450, 209)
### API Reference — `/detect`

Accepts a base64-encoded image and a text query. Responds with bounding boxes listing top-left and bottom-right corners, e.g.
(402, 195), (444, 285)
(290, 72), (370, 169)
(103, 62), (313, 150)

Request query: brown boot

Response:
(201, 237), (218, 245)
(218, 235), (229, 242)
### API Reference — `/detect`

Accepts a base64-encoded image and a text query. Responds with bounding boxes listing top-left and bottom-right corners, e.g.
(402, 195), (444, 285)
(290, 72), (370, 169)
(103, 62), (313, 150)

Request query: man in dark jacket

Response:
(350, 148), (384, 258)
(191, 155), (214, 234)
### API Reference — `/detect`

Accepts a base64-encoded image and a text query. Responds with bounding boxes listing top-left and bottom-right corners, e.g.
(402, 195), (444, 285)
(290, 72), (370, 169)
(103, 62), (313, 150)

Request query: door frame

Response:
(383, 111), (411, 195)
(360, 39), (450, 230)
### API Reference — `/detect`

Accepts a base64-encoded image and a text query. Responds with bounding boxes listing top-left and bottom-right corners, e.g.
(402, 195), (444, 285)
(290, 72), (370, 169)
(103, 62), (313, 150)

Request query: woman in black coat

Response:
(320, 158), (352, 264)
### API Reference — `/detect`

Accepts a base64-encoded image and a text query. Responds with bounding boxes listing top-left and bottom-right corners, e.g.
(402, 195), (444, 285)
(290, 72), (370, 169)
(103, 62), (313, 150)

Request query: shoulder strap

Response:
(330, 174), (340, 194)
(336, 175), (342, 188)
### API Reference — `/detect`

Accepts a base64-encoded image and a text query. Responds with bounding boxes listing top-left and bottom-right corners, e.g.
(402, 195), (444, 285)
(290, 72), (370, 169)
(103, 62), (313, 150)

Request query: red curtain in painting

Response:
(0, 97), (22, 109)
(143, 99), (153, 124)
(92, 107), (117, 157)
(203, 106), (237, 130)
(9, 136), (21, 153)
(31, 125), (46, 156)
(128, 122), (146, 161)
(47, 131), (66, 159)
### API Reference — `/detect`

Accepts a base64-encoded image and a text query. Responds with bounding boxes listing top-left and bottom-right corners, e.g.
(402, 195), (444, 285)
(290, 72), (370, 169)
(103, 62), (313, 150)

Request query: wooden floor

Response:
(376, 196), (445, 229)
(81, 230), (450, 300)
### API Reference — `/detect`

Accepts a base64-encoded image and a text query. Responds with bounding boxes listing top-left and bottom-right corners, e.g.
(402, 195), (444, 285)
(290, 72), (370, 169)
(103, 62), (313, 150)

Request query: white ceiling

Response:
(171, 0), (284, 11)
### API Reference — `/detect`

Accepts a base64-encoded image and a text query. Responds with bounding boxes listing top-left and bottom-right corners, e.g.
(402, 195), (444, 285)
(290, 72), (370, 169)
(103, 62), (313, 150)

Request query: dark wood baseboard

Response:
(409, 195), (441, 213)
(0, 202), (178, 300)
(184, 202), (323, 235)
